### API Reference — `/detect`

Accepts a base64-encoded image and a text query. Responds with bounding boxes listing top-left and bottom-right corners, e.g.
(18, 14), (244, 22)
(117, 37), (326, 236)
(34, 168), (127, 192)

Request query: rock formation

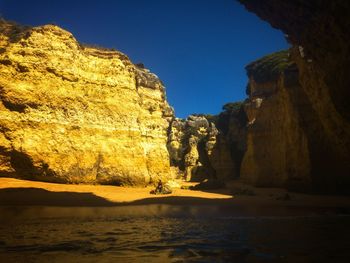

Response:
(167, 108), (246, 183)
(0, 20), (174, 185)
(213, 103), (247, 181)
(167, 115), (217, 181)
(169, 1), (350, 193)
(238, 1), (350, 193)
(2, 0), (350, 194)
(241, 50), (311, 189)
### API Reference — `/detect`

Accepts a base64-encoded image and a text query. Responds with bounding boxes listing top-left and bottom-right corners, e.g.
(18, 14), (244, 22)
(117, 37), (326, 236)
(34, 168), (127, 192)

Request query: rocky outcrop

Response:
(238, 1), (350, 193)
(0, 20), (174, 185)
(167, 108), (246, 182)
(167, 115), (217, 181)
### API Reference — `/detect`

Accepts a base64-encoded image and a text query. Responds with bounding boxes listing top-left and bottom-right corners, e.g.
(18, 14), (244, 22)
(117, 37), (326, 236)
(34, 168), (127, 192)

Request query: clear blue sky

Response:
(0, 0), (288, 118)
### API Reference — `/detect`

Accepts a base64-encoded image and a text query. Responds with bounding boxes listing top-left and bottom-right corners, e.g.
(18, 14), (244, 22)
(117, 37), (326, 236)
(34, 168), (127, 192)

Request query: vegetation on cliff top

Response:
(245, 49), (294, 83)
(222, 101), (244, 115)
(219, 101), (247, 131)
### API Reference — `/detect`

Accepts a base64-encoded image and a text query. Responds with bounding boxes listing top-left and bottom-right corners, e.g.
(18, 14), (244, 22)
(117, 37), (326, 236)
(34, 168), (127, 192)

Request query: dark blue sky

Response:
(0, 0), (288, 118)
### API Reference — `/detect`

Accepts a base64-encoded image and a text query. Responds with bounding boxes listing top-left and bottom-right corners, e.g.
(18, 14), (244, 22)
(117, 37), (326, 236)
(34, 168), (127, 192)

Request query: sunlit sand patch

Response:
(0, 178), (233, 204)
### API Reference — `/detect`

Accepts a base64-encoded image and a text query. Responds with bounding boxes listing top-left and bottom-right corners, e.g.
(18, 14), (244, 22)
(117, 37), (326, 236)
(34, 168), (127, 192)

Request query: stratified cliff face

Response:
(238, 1), (350, 193)
(0, 20), (174, 185)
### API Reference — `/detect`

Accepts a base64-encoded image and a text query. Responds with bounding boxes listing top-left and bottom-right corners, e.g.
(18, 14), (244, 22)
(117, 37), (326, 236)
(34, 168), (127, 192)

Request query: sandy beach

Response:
(1, 177), (350, 214)
(0, 177), (232, 204)
(1, 177), (350, 263)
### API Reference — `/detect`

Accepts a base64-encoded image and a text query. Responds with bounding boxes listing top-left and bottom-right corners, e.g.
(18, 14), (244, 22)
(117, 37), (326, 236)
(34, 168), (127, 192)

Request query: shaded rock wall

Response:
(239, 0), (350, 119)
(0, 20), (174, 185)
(239, 1), (350, 193)
(213, 105), (247, 181)
(241, 52), (311, 189)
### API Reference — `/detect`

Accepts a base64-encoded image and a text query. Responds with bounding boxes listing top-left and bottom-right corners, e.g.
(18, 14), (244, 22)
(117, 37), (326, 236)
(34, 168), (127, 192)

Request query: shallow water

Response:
(0, 205), (350, 262)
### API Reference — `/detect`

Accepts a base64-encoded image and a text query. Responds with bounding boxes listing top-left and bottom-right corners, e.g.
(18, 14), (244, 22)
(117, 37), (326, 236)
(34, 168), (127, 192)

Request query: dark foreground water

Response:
(0, 205), (350, 263)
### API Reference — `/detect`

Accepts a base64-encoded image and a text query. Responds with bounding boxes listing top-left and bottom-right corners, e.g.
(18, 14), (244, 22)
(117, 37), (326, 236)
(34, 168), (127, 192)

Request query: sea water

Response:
(0, 205), (349, 262)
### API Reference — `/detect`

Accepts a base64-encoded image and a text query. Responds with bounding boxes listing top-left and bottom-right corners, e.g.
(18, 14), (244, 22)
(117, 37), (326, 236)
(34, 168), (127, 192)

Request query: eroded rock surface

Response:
(168, 109), (246, 182)
(238, 1), (350, 193)
(168, 115), (217, 181)
(0, 20), (174, 185)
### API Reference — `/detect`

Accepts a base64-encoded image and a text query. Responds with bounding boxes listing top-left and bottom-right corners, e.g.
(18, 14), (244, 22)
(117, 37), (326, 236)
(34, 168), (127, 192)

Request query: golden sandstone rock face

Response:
(0, 21), (174, 185)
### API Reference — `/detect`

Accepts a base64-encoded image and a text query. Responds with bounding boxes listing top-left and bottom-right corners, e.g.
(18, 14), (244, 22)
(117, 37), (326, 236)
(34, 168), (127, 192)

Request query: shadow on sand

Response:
(0, 187), (235, 207)
(0, 187), (116, 206)
(1, 187), (350, 220)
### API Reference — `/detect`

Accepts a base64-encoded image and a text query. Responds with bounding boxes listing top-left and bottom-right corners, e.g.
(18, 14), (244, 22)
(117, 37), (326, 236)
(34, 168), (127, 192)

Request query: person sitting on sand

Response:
(151, 179), (172, 195)
(155, 180), (163, 194)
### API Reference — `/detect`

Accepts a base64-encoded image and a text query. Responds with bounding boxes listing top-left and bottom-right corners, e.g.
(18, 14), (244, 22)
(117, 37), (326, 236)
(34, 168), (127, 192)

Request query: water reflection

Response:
(0, 206), (349, 262)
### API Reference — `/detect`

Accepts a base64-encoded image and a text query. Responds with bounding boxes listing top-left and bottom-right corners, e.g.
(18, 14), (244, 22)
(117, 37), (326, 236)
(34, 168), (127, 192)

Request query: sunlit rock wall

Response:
(0, 20), (174, 185)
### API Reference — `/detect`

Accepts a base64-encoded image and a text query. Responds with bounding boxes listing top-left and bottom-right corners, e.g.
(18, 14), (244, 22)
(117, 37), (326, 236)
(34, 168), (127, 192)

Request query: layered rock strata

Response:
(0, 20), (174, 185)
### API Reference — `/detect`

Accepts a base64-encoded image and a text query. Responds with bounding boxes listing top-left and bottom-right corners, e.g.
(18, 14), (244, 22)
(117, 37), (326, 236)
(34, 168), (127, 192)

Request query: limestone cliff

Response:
(238, 1), (350, 193)
(0, 20), (174, 185)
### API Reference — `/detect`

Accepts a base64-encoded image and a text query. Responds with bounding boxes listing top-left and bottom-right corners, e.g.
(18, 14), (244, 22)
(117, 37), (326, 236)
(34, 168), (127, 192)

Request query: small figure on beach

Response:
(151, 179), (172, 195)
(155, 180), (163, 193)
